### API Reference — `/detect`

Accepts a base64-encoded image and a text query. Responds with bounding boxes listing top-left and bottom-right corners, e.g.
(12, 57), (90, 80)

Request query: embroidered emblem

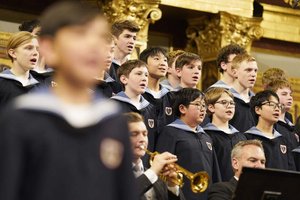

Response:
(165, 107), (172, 116)
(100, 138), (124, 169)
(280, 144), (287, 154)
(148, 119), (154, 128)
(206, 142), (212, 151)
(51, 81), (58, 88)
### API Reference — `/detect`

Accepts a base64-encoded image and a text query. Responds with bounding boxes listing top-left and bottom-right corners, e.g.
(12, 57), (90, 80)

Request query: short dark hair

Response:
(216, 44), (246, 73)
(175, 52), (202, 70)
(139, 47), (168, 64)
(40, 1), (104, 37)
(19, 19), (40, 33)
(117, 59), (147, 80)
(173, 88), (205, 117)
(111, 20), (140, 38)
(250, 90), (280, 123)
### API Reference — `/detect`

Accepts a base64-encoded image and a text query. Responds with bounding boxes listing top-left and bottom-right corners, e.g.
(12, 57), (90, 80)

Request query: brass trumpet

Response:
(141, 146), (209, 193)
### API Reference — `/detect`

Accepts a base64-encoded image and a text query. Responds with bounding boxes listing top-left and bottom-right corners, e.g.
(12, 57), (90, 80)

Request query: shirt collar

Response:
(14, 87), (120, 128)
(111, 91), (150, 110)
(245, 126), (282, 139)
(0, 69), (39, 86)
(168, 119), (205, 133)
(203, 123), (239, 134)
(144, 85), (169, 98)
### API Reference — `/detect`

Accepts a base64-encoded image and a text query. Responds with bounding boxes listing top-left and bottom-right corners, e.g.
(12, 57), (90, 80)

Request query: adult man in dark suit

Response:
(208, 140), (266, 200)
(124, 112), (185, 200)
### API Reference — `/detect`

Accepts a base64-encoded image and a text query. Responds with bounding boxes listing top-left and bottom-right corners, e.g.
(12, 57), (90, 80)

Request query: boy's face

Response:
(221, 53), (236, 77)
(232, 144), (266, 178)
(40, 17), (108, 86)
(9, 38), (39, 71)
(255, 95), (281, 123)
(121, 66), (148, 95)
(103, 41), (115, 71)
(114, 29), (137, 56)
(128, 121), (148, 160)
(233, 60), (258, 89)
(276, 87), (293, 111)
(180, 97), (206, 126)
(147, 52), (168, 80)
(176, 60), (202, 88)
(208, 92), (235, 122)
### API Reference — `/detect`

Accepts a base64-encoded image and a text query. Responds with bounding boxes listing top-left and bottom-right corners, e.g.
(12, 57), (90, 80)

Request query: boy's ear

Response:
(119, 74), (128, 85)
(232, 68), (238, 78)
(7, 49), (16, 60)
(113, 35), (118, 44)
(207, 104), (215, 114)
(220, 61), (227, 71)
(175, 67), (182, 78)
(255, 106), (261, 115)
(179, 104), (187, 115)
(38, 37), (58, 67)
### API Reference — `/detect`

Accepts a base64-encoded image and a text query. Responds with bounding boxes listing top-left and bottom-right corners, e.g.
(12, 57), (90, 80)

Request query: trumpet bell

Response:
(191, 172), (209, 193)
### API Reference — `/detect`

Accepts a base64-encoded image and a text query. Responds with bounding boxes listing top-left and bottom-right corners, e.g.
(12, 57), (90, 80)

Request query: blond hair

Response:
(262, 68), (287, 88)
(205, 87), (234, 116)
(6, 31), (36, 62)
(266, 79), (292, 93)
(231, 53), (256, 70)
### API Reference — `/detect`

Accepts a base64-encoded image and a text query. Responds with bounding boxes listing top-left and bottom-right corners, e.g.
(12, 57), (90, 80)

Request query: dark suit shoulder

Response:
(208, 178), (237, 200)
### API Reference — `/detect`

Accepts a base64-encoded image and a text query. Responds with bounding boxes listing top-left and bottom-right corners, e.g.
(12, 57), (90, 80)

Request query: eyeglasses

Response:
(189, 102), (207, 110)
(261, 101), (284, 110)
(215, 100), (236, 107)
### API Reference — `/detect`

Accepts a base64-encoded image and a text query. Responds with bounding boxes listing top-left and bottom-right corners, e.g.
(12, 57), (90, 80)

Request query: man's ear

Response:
(38, 37), (57, 67)
(7, 49), (16, 60)
(232, 157), (239, 171)
(119, 74), (128, 85)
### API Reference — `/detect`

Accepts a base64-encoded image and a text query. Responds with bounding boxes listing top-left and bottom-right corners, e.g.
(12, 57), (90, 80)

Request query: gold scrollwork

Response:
(283, 0), (300, 8)
(186, 11), (263, 61)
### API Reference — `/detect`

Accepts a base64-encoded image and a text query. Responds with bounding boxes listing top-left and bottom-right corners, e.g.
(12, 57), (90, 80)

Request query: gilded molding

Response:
(0, 32), (12, 68)
(185, 11), (263, 61)
(283, 0), (300, 8)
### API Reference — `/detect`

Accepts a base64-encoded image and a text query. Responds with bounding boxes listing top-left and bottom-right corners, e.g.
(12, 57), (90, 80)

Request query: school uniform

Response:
(108, 60), (120, 81)
(0, 69), (39, 109)
(142, 85), (173, 131)
(0, 89), (137, 200)
(245, 126), (295, 170)
(30, 67), (54, 86)
(292, 146), (300, 171)
(95, 72), (122, 98)
(203, 123), (247, 181)
(208, 80), (231, 90)
(156, 119), (221, 200)
(111, 92), (158, 152)
(208, 177), (238, 200)
(229, 88), (255, 132)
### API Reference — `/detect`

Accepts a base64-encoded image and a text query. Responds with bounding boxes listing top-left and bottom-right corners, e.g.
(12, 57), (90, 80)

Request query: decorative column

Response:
(98, 0), (162, 58)
(185, 11), (263, 90)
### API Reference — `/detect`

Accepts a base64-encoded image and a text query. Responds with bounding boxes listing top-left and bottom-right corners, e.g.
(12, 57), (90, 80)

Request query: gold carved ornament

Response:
(186, 12), (263, 61)
(283, 0), (300, 8)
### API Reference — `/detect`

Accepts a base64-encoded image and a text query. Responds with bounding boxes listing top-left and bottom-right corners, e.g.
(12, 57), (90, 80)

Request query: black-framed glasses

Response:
(215, 100), (236, 107)
(261, 101), (284, 110)
(189, 102), (207, 110)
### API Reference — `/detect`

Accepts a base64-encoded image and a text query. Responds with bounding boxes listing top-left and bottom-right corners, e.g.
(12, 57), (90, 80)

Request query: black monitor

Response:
(233, 167), (300, 200)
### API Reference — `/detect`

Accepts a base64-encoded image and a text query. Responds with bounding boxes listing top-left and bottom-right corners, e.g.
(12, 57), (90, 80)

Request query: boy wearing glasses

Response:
(203, 88), (246, 181)
(156, 88), (221, 200)
(245, 90), (295, 170)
